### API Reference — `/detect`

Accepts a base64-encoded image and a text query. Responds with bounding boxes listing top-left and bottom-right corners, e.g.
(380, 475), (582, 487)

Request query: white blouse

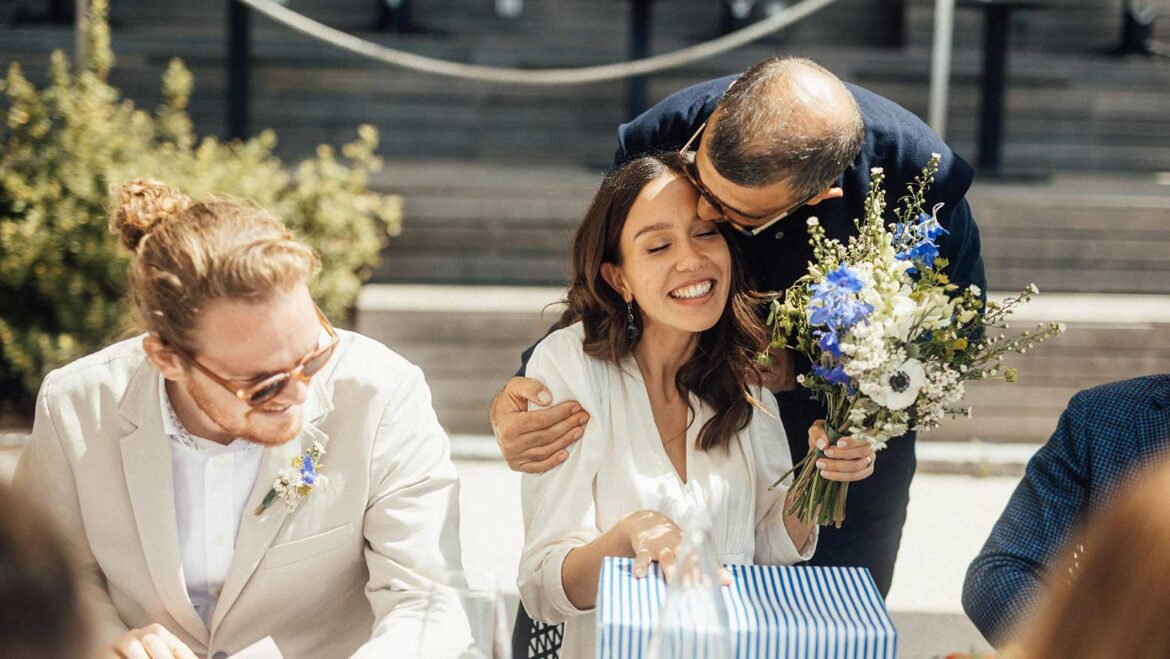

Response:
(518, 323), (816, 659)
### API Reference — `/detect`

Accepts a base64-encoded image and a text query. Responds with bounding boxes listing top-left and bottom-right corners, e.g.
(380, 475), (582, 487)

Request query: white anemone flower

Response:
(867, 358), (926, 410)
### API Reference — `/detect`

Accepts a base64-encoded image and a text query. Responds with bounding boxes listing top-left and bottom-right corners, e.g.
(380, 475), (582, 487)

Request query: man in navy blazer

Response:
(963, 375), (1170, 645)
(609, 58), (985, 596)
(491, 57), (986, 598)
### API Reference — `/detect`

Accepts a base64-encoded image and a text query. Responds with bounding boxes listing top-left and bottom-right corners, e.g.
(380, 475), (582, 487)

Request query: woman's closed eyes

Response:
(645, 226), (721, 254)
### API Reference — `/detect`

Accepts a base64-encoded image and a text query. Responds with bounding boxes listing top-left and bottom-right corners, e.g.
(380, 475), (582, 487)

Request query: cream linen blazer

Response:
(15, 330), (467, 658)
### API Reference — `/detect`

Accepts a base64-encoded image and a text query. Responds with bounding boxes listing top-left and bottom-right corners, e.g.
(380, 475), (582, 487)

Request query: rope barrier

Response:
(237, 0), (839, 85)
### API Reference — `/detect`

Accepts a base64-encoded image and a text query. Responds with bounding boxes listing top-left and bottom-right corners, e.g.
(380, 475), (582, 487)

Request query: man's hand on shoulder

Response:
(106, 624), (198, 659)
(489, 377), (589, 474)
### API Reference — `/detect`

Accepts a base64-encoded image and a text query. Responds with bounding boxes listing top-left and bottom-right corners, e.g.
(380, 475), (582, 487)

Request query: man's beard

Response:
(186, 377), (303, 447)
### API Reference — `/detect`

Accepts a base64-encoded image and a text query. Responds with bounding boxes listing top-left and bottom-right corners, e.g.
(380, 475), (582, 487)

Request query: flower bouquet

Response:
(764, 154), (1063, 527)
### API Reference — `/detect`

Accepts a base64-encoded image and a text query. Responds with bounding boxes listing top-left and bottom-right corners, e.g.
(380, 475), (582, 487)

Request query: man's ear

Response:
(806, 186), (844, 207)
(142, 335), (187, 382)
(600, 263), (631, 303)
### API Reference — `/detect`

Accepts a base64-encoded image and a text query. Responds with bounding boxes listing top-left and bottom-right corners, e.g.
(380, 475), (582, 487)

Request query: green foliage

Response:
(0, 0), (402, 410)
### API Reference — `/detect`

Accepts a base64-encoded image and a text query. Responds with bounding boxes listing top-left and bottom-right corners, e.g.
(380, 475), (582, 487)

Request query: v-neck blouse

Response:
(518, 323), (815, 659)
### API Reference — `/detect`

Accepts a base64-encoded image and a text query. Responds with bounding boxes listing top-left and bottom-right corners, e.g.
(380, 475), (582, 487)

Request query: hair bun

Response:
(110, 179), (192, 252)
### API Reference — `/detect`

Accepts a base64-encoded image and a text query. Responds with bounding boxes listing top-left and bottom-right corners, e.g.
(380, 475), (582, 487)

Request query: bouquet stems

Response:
(775, 426), (850, 528)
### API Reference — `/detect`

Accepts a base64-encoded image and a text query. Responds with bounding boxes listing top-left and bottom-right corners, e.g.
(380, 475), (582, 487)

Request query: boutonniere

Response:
(254, 442), (327, 516)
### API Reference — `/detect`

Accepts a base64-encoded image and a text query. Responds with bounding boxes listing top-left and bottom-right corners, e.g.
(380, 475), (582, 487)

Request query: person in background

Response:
(963, 374), (1170, 645)
(1004, 457), (1170, 658)
(0, 480), (92, 659)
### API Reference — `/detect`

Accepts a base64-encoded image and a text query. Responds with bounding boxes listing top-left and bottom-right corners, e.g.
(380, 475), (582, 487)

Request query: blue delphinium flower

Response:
(919, 212), (948, 240)
(895, 212), (949, 273)
(813, 363), (851, 386)
(301, 455), (317, 485)
(816, 329), (841, 357)
(809, 265), (873, 359)
(825, 267), (865, 292)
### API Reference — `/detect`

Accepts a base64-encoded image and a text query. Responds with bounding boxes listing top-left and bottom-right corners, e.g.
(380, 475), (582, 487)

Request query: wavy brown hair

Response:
(558, 153), (768, 452)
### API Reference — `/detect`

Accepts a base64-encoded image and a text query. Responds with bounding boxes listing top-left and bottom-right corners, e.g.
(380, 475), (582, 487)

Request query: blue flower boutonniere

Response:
(254, 441), (327, 516)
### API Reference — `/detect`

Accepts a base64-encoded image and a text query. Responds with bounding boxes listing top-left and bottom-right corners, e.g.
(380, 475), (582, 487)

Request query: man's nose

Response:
(696, 196), (724, 223)
(278, 377), (311, 406)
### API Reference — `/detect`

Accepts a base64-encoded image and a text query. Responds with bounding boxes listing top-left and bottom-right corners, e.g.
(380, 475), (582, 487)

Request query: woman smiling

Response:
(516, 153), (876, 658)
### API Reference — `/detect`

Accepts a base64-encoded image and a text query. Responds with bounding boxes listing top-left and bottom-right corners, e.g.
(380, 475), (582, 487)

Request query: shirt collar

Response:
(157, 373), (253, 453)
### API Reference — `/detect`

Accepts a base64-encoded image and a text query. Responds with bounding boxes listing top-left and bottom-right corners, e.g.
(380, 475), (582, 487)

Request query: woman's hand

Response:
(620, 510), (732, 586)
(808, 419), (876, 482)
(621, 510), (683, 580)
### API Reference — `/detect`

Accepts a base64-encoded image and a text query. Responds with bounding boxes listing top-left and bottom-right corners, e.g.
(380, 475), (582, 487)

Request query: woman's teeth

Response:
(670, 280), (713, 299)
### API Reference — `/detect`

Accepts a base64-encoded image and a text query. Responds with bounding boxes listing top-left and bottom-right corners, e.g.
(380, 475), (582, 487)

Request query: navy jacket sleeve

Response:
(962, 395), (1093, 645)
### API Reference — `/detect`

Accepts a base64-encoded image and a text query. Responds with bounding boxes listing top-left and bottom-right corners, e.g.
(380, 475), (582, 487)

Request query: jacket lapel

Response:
(118, 362), (211, 646)
(210, 377), (334, 633)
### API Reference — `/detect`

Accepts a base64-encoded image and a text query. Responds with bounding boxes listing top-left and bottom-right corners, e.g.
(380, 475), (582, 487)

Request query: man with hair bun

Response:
(15, 179), (468, 658)
(492, 56), (987, 598)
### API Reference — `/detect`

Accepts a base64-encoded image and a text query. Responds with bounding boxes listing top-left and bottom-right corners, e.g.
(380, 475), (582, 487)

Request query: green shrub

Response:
(0, 0), (402, 412)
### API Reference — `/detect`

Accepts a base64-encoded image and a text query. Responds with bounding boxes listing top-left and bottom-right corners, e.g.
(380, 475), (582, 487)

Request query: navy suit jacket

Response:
(963, 375), (1170, 645)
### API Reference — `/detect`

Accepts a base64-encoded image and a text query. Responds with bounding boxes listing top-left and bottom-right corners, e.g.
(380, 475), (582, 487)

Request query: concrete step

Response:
(905, 0), (1170, 53)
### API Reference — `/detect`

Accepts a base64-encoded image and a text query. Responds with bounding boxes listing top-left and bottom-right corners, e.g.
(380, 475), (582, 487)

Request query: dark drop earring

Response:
(626, 300), (640, 342)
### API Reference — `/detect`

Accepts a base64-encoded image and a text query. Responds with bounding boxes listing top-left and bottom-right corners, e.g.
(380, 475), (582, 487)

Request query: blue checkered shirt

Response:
(962, 375), (1170, 645)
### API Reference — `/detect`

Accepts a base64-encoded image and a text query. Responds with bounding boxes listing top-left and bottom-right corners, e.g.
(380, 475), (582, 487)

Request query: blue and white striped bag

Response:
(597, 557), (897, 659)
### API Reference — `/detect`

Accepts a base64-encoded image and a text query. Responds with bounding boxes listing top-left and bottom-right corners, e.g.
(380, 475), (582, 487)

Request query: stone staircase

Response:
(3, 0), (1169, 170)
(3, 1), (1169, 448)
(356, 160), (1170, 442)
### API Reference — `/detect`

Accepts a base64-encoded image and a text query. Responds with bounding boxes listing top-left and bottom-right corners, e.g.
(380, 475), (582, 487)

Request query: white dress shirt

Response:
(159, 374), (263, 628)
(518, 323), (817, 659)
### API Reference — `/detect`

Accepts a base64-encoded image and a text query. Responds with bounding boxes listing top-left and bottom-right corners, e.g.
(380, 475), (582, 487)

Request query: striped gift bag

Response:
(597, 557), (897, 659)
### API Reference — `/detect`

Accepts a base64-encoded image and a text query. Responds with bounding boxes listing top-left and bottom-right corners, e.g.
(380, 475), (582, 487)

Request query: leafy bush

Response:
(0, 0), (402, 411)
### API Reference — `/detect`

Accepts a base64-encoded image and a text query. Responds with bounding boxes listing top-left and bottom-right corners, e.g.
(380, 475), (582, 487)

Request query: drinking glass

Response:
(417, 570), (512, 659)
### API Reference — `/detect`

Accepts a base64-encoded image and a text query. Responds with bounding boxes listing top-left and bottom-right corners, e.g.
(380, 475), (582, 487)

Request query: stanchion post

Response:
(227, 0), (251, 140)
(977, 3), (1010, 172)
(1116, 0), (1156, 55)
(627, 0), (652, 119)
(927, 0), (955, 139)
